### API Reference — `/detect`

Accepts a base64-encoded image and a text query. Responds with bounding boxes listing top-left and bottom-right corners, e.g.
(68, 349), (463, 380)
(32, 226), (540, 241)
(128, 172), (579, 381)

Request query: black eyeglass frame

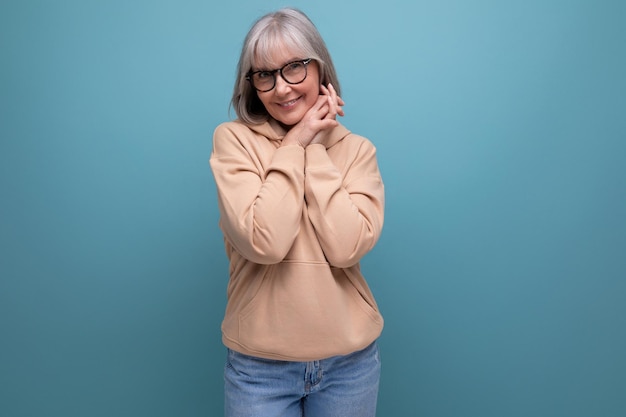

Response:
(246, 58), (313, 92)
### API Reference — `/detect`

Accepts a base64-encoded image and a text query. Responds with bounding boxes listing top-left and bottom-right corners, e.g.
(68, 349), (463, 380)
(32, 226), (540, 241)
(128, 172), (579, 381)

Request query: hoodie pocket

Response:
(237, 261), (383, 359)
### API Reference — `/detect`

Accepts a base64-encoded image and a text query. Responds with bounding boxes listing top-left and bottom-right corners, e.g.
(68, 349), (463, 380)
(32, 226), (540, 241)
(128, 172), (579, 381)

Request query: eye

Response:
(284, 62), (303, 73)
(256, 71), (273, 79)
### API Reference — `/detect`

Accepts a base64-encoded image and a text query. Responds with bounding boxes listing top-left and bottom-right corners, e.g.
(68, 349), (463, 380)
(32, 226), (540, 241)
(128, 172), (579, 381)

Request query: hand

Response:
(321, 83), (345, 119)
(309, 84), (345, 147)
(283, 83), (345, 147)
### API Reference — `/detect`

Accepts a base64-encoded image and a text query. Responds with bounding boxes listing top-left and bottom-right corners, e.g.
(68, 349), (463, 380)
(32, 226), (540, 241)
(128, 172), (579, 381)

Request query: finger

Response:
(327, 83), (337, 107)
(326, 95), (337, 119)
(310, 94), (329, 113)
(307, 100), (330, 123)
(316, 92), (329, 106)
(327, 89), (343, 118)
(321, 84), (338, 105)
(327, 84), (345, 116)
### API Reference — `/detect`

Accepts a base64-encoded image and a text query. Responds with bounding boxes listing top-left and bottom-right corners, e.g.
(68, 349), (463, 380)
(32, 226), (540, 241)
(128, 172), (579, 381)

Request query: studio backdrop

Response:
(1, 0), (624, 416)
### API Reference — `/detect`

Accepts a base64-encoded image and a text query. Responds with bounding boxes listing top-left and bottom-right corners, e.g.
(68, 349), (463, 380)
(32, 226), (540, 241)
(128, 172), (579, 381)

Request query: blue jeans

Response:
(224, 341), (381, 417)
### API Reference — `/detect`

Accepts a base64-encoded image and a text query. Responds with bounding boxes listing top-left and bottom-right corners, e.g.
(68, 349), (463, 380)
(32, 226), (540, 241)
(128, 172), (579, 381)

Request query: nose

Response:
(273, 74), (292, 95)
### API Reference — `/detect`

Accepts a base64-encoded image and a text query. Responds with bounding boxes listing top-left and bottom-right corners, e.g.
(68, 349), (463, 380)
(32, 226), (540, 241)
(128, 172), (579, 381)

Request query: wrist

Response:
(283, 126), (311, 148)
(281, 136), (305, 148)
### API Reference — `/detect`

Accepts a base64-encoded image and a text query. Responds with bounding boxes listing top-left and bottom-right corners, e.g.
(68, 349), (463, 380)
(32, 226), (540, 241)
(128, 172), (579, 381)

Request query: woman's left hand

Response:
(322, 83), (345, 119)
(310, 83), (344, 145)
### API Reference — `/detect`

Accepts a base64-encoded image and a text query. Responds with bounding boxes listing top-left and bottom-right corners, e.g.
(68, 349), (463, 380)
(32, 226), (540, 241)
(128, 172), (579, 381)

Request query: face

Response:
(253, 47), (320, 127)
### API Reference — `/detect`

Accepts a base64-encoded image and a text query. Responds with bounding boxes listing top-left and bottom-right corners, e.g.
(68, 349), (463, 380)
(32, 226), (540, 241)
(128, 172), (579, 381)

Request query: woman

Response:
(210, 7), (385, 417)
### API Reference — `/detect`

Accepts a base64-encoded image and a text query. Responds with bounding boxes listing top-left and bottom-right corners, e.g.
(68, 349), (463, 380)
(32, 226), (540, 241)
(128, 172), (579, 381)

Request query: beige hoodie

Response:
(210, 119), (384, 361)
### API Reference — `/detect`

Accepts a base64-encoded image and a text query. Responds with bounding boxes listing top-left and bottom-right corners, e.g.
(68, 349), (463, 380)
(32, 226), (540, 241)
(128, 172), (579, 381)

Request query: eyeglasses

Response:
(246, 58), (313, 92)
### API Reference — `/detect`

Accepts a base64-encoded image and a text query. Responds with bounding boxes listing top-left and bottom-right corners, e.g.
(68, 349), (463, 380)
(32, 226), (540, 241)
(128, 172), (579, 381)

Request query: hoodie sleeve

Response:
(210, 123), (305, 264)
(304, 138), (385, 268)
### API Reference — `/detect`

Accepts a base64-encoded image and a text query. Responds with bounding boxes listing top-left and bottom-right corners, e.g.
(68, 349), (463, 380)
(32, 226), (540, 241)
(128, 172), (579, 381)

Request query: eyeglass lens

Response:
(252, 61), (308, 92)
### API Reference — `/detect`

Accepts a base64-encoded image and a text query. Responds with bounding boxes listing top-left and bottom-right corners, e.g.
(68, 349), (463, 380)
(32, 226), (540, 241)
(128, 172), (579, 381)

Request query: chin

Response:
(274, 113), (304, 128)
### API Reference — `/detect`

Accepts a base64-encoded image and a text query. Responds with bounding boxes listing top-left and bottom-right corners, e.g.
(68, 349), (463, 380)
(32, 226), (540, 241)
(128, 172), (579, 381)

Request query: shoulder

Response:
(213, 120), (252, 138)
(211, 121), (256, 158)
(349, 132), (376, 149)
(212, 120), (264, 149)
(335, 126), (378, 155)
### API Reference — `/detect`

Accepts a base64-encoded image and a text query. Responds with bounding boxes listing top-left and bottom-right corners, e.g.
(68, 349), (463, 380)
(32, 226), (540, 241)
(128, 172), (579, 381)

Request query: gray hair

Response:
(231, 8), (341, 125)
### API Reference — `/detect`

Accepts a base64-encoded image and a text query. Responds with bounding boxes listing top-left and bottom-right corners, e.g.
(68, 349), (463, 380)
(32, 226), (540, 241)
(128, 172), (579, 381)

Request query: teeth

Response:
(280, 98), (298, 107)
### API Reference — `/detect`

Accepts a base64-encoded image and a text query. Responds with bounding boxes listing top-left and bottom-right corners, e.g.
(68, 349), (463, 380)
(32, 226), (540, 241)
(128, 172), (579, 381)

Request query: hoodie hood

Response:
(245, 118), (351, 149)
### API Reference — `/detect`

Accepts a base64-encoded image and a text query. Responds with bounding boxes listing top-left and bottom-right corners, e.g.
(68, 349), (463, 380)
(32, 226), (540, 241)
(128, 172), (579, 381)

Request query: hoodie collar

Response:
(246, 118), (351, 149)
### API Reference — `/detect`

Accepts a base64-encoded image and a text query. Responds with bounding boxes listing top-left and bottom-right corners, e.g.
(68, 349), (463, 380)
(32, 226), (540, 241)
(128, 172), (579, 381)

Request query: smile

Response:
(278, 97), (300, 108)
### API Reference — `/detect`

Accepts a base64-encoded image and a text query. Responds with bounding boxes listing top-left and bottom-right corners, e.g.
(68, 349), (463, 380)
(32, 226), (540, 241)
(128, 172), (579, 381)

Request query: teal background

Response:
(1, 0), (624, 416)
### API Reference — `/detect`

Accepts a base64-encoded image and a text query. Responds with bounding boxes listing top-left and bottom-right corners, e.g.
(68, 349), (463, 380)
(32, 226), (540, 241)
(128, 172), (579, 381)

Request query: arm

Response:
(304, 139), (385, 268)
(210, 123), (305, 264)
